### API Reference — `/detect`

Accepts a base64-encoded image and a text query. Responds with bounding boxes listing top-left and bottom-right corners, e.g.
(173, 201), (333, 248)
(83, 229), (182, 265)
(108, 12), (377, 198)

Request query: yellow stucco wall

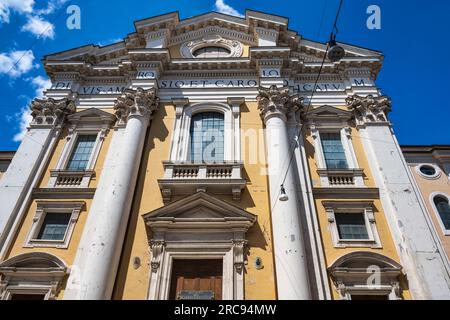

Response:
(3, 101), (413, 300)
(4, 108), (116, 300)
(304, 125), (411, 300)
(112, 101), (276, 300)
(37, 108), (115, 189)
(408, 164), (450, 258)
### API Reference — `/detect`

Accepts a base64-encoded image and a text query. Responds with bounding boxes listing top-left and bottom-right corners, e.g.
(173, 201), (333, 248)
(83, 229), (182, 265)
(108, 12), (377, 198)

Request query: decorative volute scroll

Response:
(257, 85), (305, 123)
(114, 87), (159, 126)
(232, 239), (248, 274)
(30, 97), (76, 127)
(149, 240), (165, 273)
(346, 94), (392, 126)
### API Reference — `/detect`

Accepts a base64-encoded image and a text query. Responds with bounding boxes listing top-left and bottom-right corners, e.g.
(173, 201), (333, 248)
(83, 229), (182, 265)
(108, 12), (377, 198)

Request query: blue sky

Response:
(0, 0), (449, 151)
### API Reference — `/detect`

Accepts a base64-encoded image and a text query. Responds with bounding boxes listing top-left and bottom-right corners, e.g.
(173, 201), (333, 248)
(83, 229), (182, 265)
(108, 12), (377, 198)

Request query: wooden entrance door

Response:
(169, 259), (223, 300)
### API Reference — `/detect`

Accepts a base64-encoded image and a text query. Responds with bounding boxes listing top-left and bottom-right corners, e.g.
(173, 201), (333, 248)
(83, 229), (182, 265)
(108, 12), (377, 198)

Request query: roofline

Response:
(133, 11), (179, 29)
(401, 145), (450, 153)
(133, 10), (179, 25)
(401, 145), (450, 149)
(301, 36), (383, 55)
(0, 151), (15, 159)
(178, 11), (245, 23)
(245, 9), (289, 25)
(42, 9), (384, 66)
(42, 44), (96, 60)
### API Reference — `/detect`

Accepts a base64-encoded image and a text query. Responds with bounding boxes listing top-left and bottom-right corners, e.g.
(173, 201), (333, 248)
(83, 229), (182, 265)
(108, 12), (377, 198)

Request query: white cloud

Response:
(12, 75), (52, 142)
(30, 75), (52, 97)
(13, 106), (32, 142)
(0, 50), (35, 77)
(1, 0), (66, 40)
(22, 15), (55, 39)
(214, 0), (244, 17)
(35, 0), (68, 15)
(0, 0), (34, 23)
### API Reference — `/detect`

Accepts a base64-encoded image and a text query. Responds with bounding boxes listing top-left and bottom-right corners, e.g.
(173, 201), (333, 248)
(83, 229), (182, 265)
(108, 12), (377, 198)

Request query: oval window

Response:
(419, 165), (436, 176)
(193, 46), (231, 58)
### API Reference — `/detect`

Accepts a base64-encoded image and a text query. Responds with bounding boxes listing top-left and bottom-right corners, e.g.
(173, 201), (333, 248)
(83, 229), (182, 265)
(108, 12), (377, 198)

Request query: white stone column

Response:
(348, 94), (450, 299)
(0, 97), (75, 258)
(64, 88), (159, 300)
(257, 85), (311, 299)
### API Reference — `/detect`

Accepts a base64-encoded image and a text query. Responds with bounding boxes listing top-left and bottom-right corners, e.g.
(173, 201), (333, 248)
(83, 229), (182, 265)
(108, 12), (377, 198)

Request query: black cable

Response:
(278, 0), (344, 192)
(4, 2), (72, 76)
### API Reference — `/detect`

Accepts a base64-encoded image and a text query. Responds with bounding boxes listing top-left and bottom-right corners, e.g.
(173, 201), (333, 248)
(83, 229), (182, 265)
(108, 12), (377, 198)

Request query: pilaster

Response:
(0, 96), (75, 258)
(348, 94), (450, 299)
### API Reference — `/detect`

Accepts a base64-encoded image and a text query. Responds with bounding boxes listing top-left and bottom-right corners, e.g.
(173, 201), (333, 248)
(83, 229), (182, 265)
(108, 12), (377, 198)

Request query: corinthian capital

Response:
(30, 97), (76, 127)
(257, 85), (304, 123)
(114, 87), (159, 125)
(346, 94), (391, 125)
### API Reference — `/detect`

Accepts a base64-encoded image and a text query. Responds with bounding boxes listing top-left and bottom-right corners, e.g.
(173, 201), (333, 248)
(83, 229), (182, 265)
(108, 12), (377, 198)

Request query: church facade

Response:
(0, 10), (449, 300)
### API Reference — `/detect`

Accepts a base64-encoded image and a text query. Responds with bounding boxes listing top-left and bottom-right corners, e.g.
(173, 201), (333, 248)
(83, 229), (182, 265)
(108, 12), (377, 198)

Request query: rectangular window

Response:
(10, 294), (46, 300)
(335, 212), (369, 240)
(351, 295), (389, 300)
(321, 132), (348, 169)
(37, 212), (71, 241)
(66, 135), (97, 171)
(190, 113), (224, 162)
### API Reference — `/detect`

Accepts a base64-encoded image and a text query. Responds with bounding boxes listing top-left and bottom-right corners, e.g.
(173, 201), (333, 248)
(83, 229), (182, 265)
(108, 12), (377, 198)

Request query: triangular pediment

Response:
(306, 105), (351, 120)
(143, 192), (256, 223)
(43, 10), (384, 79)
(68, 108), (116, 126)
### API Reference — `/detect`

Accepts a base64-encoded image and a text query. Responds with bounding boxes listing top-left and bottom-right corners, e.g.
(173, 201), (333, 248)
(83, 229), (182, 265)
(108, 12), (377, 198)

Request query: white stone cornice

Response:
(254, 27), (279, 46)
(256, 58), (284, 68)
(145, 29), (170, 41)
(114, 87), (159, 126)
(168, 26), (255, 47)
(257, 85), (304, 123)
(346, 94), (391, 126)
(53, 72), (82, 82)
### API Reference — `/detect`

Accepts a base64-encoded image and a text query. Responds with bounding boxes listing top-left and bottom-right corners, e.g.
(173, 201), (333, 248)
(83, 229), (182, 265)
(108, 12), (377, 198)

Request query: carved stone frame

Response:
(148, 243), (246, 300)
(0, 252), (68, 300)
(323, 201), (382, 248)
(49, 108), (116, 188)
(23, 201), (85, 249)
(143, 192), (255, 300)
(180, 35), (243, 58)
(328, 252), (403, 300)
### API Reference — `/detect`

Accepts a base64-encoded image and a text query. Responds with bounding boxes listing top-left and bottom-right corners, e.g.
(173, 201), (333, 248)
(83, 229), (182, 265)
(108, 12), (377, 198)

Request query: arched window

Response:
(189, 112), (224, 162)
(193, 46), (231, 58)
(434, 196), (450, 230)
